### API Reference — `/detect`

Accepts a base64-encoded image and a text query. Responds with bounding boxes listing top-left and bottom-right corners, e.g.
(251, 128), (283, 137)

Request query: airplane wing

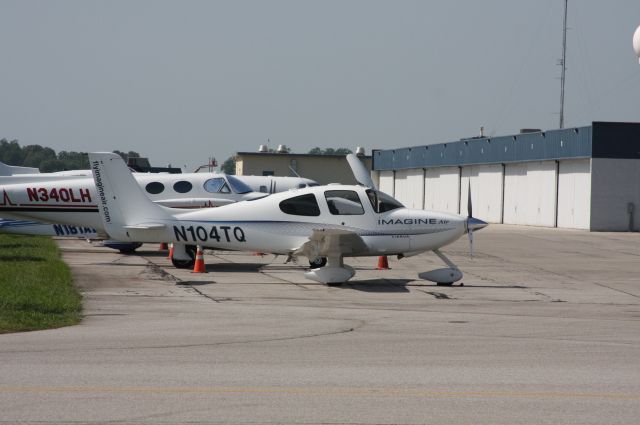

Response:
(294, 228), (369, 260)
(155, 198), (235, 208)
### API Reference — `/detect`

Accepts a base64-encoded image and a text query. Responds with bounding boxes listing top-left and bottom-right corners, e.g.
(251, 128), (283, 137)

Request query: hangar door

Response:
(394, 169), (424, 209)
(378, 171), (395, 196)
(424, 167), (460, 214)
(460, 164), (504, 223)
(557, 159), (590, 229)
(503, 161), (557, 226)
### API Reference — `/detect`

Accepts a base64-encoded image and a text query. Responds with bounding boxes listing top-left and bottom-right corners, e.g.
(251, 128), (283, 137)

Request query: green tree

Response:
(306, 147), (353, 155)
(0, 139), (144, 172)
(334, 148), (352, 155)
(112, 150), (140, 162)
(0, 139), (25, 165)
(22, 145), (56, 168)
(221, 156), (236, 175)
(59, 151), (89, 169)
(39, 159), (66, 172)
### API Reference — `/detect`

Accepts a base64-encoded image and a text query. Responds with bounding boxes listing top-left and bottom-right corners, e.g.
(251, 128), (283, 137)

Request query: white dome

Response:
(633, 25), (640, 62)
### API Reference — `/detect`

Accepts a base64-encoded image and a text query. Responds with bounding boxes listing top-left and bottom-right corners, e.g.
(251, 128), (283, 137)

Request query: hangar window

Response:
(279, 194), (320, 216)
(324, 190), (364, 215)
(145, 182), (165, 195)
(204, 178), (230, 194)
(173, 181), (193, 193)
(366, 189), (403, 213)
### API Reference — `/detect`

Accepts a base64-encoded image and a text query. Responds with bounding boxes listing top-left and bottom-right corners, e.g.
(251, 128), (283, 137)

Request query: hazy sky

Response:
(1, 0), (639, 170)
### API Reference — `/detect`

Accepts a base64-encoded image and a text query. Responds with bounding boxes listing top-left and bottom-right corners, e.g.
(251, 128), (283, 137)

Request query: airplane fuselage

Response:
(103, 185), (466, 257)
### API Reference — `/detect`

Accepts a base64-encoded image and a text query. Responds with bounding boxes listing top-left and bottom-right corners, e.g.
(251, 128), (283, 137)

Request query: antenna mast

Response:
(558, 0), (568, 128)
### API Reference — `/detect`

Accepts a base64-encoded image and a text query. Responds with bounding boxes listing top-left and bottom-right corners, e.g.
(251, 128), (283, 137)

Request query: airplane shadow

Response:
(177, 280), (216, 286)
(342, 279), (413, 293)
(205, 263), (264, 273)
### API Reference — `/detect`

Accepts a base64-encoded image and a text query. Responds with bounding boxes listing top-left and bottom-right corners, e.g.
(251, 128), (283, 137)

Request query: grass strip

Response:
(0, 234), (81, 333)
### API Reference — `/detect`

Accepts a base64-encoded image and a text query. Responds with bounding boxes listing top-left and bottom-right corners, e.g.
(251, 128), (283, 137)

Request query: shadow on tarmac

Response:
(342, 279), (413, 293)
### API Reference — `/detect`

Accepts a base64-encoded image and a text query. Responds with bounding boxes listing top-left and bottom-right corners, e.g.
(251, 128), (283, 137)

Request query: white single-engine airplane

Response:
(87, 152), (487, 285)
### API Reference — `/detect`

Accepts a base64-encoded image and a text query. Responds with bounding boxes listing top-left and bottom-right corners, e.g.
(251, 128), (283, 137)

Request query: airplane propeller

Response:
(466, 179), (488, 258)
(346, 154), (376, 189)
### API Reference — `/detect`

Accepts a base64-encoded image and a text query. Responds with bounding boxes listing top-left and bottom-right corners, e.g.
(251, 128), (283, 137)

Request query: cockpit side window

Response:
(203, 177), (230, 194)
(324, 190), (365, 215)
(279, 194), (320, 216)
(226, 175), (252, 194)
(366, 189), (404, 213)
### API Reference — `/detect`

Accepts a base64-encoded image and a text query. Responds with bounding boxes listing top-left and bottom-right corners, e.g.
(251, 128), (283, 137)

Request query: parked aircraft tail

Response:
(88, 152), (171, 241)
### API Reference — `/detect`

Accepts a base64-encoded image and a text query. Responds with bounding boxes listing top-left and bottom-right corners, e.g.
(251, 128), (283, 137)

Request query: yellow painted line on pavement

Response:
(0, 386), (638, 400)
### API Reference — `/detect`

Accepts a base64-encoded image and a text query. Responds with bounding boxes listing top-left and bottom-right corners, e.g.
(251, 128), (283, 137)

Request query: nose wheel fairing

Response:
(418, 249), (463, 285)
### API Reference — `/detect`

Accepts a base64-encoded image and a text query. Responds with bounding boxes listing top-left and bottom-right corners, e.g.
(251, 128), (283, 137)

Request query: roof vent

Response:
(276, 144), (288, 153)
(258, 144), (268, 153)
(519, 128), (542, 134)
(355, 146), (365, 156)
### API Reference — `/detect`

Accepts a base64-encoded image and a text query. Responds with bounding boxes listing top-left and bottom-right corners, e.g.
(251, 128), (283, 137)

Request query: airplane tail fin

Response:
(88, 152), (171, 241)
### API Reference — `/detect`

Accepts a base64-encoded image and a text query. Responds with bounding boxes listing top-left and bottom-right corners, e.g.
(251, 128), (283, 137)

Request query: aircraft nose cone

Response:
(467, 217), (488, 232)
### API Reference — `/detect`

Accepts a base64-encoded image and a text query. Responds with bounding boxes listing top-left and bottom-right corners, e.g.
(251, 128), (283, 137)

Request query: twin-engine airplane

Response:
(88, 152), (487, 285)
(0, 167), (317, 254)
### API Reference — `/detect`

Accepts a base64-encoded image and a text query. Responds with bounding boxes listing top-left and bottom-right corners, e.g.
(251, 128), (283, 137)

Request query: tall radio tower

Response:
(558, 0), (568, 128)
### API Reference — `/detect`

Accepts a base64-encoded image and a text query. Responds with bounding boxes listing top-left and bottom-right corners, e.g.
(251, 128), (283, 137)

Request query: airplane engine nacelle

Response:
(418, 268), (463, 284)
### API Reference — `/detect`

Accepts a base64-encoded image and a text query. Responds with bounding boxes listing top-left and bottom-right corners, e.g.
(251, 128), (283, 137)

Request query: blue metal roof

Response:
(372, 122), (640, 171)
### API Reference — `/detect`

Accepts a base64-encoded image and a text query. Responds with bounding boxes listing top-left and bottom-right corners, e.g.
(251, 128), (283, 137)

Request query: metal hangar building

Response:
(371, 122), (640, 231)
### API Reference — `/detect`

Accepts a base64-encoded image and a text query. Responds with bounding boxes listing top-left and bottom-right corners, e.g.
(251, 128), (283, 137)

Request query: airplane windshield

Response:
(366, 189), (404, 213)
(225, 175), (253, 194)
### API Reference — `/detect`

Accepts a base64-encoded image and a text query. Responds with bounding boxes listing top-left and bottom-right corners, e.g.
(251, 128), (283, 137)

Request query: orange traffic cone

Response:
(376, 255), (390, 270)
(192, 246), (207, 273)
(159, 242), (168, 251)
(167, 243), (174, 259)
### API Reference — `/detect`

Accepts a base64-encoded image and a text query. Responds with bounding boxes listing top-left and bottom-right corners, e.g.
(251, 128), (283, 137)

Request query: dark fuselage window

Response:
(279, 194), (320, 216)
(173, 180), (193, 193)
(145, 182), (165, 195)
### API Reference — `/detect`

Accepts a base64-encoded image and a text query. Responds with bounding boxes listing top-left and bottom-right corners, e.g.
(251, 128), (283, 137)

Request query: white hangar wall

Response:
(503, 161), (557, 227)
(557, 159), (591, 229)
(424, 167), (460, 214)
(394, 169), (424, 209)
(460, 164), (504, 223)
(382, 159), (596, 230)
(378, 171), (395, 196)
